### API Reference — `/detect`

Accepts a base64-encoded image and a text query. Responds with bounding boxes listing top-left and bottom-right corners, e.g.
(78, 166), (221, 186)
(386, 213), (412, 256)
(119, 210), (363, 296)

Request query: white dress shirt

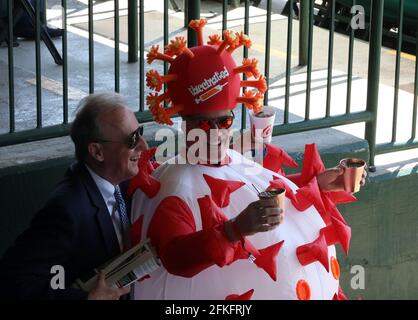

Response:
(85, 165), (123, 252)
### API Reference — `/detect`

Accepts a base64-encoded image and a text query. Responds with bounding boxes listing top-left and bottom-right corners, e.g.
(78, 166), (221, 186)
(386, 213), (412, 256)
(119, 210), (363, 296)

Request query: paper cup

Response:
(258, 188), (285, 212)
(339, 158), (366, 193)
(249, 106), (276, 144)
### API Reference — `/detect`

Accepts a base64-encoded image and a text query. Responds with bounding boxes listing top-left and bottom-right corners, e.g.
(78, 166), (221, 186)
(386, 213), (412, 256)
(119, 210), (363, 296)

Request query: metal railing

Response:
(1, 0), (417, 169)
(371, 0), (418, 163)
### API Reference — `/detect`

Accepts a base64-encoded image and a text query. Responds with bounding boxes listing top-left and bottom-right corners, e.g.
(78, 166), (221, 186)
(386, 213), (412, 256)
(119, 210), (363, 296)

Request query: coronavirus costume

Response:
(129, 19), (354, 300)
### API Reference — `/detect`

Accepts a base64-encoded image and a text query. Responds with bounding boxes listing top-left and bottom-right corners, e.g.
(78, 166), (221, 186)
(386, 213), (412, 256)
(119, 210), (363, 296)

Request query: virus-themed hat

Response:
(146, 19), (268, 125)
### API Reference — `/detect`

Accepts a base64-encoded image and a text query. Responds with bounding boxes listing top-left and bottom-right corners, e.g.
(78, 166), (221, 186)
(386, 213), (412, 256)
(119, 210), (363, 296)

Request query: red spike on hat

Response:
(147, 92), (184, 125)
(165, 36), (195, 59)
(146, 92), (171, 109)
(207, 34), (223, 46)
(233, 58), (261, 78)
(164, 36), (187, 56)
(217, 30), (240, 54)
(236, 91), (264, 113)
(149, 103), (184, 126)
(145, 22), (267, 124)
(227, 32), (252, 53)
(147, 45), (175, 64)
(146, 70), (178, 92)
(188, 19), (208, 46)
(240, 75), (268, 94)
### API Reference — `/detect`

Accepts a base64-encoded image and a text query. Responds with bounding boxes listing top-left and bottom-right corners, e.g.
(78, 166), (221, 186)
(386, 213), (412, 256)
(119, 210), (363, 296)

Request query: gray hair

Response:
(70, 92), (127, 162)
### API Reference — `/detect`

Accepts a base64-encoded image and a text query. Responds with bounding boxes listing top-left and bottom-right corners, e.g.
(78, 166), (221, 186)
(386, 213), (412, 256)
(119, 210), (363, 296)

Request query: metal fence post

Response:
(187, 0), (200, 47)
(299, 0), (309, 66)
(365, 0), (384, 170)
(184, 0), (188, 28)
(128, 0), (138, 63)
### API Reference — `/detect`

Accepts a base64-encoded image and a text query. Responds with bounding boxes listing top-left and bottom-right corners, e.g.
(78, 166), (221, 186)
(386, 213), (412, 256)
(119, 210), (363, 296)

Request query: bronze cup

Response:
(339, 158), (366, 193)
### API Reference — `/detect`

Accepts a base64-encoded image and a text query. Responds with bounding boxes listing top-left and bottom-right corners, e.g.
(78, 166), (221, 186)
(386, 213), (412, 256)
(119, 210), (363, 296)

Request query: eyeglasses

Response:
(96, 125), (144, 149)
(189, 111), (235, 132)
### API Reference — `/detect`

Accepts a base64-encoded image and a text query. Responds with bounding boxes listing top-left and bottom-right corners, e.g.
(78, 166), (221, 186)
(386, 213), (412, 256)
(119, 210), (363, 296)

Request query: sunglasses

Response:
(189, 111), (235, 132)
(97, 125), (144, 149)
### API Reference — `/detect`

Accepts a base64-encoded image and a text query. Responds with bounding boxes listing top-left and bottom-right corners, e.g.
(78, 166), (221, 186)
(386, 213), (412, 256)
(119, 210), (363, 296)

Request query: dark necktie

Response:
(114, 185), (131, 250)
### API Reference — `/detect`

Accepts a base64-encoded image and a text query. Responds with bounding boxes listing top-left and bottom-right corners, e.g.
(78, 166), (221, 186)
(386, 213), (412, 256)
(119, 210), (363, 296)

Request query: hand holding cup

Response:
(339, 158), (367, 193)
(233, 190), (285, 238)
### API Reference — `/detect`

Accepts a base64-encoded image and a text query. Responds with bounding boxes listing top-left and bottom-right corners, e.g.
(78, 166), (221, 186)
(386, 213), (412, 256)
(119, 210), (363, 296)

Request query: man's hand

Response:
(228, 198), (283, 241)
(87, 271), (131, 300)
(317, 166), (367, 192)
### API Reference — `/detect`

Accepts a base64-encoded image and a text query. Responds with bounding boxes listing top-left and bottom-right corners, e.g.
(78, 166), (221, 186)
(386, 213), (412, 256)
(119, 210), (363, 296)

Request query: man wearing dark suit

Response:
(0, 92), (147, 299)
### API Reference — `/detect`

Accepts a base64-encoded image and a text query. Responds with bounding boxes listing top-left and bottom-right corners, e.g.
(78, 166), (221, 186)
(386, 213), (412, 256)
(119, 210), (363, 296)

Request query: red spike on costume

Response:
(233, 58), (261, 78)
(227, 32), (252, 53)
(324, 191), (357, 204)
(241, 238), (260, 259)
(131, 215), (144, 246)
(295, 176), (328, 217)
(197, 196), (262, 265)
(263, 144), (298, 175)
(188, 19), (207, 46)
(217, 30), (240, 54)
(269, 177), (296, 203)
(236, 91), (264, 113)
(198, 195), (229, 230)
(146, 70), (178, 92)
(127, 148), (161, 198)
(322, 193), (348, 226)
(270, 176), (316, 213)
(146, 45), (175, 64)
(296, 233), (329, 272)
(333, 286), (348, 300)
(225, 289), (254, 300)
(269, 176), (321, 214)
(151, 161), (161, 170)
(202, 174), (245, 208)
(320, 215), (351, 255)
(164, 36), (188, 57)
(253, 241), (285, 281)
(300, 144), (325, 187)
(240, 76), (268, 94)
(207, 34), (223, 46)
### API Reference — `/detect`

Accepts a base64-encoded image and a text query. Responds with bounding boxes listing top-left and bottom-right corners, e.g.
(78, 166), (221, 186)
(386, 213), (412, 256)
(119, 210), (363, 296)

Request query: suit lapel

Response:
(71, 162), (121, 257)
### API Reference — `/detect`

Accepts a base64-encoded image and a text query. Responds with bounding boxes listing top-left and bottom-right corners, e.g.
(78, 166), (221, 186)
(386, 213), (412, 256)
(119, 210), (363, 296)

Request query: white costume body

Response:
(131, 149), (339, 299)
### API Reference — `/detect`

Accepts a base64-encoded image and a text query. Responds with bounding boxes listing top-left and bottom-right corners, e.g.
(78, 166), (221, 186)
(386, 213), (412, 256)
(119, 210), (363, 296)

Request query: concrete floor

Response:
(0, 0), (417, 166)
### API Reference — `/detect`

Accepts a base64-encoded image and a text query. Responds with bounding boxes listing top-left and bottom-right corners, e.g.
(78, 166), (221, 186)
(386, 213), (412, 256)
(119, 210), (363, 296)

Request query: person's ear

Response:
(88, 142), (105, 162)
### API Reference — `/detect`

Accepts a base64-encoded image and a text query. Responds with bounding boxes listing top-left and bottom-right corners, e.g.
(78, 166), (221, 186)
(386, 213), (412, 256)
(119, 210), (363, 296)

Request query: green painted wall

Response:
(338, 167), (418, 300)
(0, 157), (74, 255)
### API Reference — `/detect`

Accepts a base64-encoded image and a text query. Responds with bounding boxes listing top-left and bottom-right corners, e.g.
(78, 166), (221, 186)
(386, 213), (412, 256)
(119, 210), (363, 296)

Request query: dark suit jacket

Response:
(0, 162), (128, 299)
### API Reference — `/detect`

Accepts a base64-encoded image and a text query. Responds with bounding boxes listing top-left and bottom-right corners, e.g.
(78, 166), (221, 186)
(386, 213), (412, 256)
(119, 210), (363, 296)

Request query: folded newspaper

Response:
(73, 239), (161, 291)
